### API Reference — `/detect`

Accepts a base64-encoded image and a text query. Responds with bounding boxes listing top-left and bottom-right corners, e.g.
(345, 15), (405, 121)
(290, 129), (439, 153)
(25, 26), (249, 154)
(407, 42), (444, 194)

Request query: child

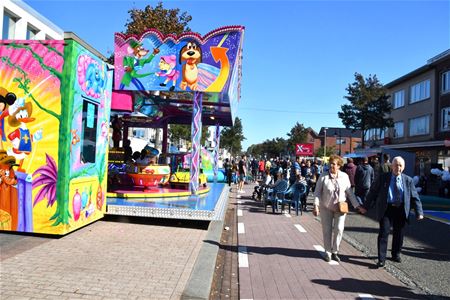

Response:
(155, 55), (179, 91)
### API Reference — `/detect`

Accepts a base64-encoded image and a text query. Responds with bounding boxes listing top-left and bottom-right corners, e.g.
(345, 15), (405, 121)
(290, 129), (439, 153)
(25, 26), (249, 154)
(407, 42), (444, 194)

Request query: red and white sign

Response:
(295, 143), (314, 156)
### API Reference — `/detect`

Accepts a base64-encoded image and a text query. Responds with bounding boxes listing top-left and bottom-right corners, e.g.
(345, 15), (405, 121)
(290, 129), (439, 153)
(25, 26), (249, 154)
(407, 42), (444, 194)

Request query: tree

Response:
(338, 73), (393, 148)
(169, 124), (208, 147)
(221, 117), (245, 156)
(125, 2), (192, 35)
(287, 122), (309, 155)
(315, 146), (336, 157)
(247, 137), (288, 159)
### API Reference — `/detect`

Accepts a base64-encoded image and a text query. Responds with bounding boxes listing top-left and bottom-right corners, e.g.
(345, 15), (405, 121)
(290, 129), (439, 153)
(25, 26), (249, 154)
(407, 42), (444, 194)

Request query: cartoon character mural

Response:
(78, 55), (107, 98)
(119, 40), (160, 90)
(0, 87), (17, 151)
(156, 55), (179, 91)
(0, 38), (112, 235)
(7, 102), (43, 172)
(0, 150), (18, 230)
(114, 26), (244, 96)
(179, 41), (202, 91)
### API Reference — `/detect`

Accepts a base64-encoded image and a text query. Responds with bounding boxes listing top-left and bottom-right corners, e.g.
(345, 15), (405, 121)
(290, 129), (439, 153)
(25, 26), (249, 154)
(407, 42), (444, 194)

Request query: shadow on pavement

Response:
(205, 240), (326, 259)
(103, 215), (209, 230)
(401, 246), (450, 262)
(339, 254), (379, 268)
(311, 277), (428, 300)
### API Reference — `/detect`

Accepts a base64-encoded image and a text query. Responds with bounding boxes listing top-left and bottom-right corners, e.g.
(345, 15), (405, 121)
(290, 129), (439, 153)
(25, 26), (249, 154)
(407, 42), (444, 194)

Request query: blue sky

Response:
(25, 0), (450, 150)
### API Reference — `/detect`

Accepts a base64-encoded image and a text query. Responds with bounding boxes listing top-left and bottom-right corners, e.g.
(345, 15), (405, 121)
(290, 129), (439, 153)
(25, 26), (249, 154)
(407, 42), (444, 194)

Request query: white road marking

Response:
(238, 246), (249, 268)
(284, 212), (291, 218)
(237, 200), (242, 204)
(294, 224), (307, 233)
(358, 294), (374, 299)
(313, 245), (339, 265)
(238, 222), (245, 234)
(237, 209), (243, 216)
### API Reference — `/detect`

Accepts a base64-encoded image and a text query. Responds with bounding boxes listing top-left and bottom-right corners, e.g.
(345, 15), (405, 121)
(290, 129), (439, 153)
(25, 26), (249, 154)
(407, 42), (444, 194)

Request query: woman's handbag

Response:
(338, 201), (349, 213)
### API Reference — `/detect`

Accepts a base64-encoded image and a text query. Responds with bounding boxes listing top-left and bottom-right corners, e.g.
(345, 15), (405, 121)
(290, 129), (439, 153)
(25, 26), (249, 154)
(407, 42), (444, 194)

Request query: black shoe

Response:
(160, 83), (166, 87)
(324, 255), (331, 262)
(377, 260), (385, 268)
(392, 256), (402, 263)
(331, 253), (341, 262)
(169, 86), (175, 91)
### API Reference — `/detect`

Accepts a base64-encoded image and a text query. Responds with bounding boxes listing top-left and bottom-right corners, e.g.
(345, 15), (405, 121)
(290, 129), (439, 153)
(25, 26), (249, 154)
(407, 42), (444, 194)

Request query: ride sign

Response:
(295, 143), (314, 156)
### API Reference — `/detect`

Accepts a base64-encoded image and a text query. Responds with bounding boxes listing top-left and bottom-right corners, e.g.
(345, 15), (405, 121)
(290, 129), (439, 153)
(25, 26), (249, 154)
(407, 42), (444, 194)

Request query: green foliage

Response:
(315, 145), (336, 157)
(169, 124), (208, 146)
(221, 117), (245, 156)
(287, 122), (308, 153)
(338, 72), (393, 148)
(125, 2), (192, 35)
(247, 137), (288, 159)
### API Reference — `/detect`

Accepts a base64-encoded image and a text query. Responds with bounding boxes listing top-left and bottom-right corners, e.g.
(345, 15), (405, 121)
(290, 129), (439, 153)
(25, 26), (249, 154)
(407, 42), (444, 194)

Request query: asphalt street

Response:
(342, 206), (450, 299)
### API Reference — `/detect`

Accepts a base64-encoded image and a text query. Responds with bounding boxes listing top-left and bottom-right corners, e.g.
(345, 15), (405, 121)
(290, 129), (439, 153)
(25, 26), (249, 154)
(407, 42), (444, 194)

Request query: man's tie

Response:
(393, 176), (402, 205)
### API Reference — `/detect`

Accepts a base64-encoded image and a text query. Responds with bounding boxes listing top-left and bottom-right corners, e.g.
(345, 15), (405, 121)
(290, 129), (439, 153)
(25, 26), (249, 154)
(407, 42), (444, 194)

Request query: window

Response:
(442, 107), (450, 131)
(410, 79), (430, 103)
(81, 100), (98, 163)
(26, 25), (39, 40)
(2, 11), (18, 39)
(336, 138), (346, 145)
(442, 71), (450, 94)
(364, 128), (385, 141)
(393, 90), (405, 109)
(393, 121), (404, 138)
(409, 115), (430, 136)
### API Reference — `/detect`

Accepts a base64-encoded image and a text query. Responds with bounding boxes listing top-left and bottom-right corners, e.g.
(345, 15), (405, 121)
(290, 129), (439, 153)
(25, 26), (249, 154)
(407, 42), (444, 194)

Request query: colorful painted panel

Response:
(0, 40), (113, 235)
(0, 40), (63, 233)
(67, 40), (113, 232)
(114, 26), (244, 96)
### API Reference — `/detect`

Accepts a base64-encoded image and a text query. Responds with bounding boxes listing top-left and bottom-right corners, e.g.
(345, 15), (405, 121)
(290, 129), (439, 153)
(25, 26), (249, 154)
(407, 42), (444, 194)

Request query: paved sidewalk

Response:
(236, 183), (428, 300)
(0, 217), (207, 299)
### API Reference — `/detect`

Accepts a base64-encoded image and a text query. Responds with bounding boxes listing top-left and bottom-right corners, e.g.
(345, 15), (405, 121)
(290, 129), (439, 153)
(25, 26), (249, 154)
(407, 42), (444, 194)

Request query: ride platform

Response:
(106, 183), (229, 221)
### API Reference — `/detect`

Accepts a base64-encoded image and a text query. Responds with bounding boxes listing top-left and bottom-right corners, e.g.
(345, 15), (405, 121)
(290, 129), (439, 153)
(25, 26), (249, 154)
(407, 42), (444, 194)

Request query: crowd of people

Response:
(226, 153), (424, 268)
(223, 155), (324, 202)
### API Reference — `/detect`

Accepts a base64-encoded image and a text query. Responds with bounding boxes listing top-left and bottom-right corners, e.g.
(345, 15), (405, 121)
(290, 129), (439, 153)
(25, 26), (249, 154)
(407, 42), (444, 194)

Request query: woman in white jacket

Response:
(313, 155), (366, 262)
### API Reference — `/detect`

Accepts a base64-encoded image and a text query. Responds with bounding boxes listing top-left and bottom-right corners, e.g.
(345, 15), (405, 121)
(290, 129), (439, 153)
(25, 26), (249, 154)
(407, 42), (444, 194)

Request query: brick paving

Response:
(0, 182), (433, 300)
(0, 218), (207, 300)
(237, 183), (428, 300)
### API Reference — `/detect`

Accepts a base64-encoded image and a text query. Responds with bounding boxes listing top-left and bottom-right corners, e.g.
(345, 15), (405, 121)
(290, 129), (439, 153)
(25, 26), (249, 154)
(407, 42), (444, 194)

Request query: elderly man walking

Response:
(362, 156), (424, 268)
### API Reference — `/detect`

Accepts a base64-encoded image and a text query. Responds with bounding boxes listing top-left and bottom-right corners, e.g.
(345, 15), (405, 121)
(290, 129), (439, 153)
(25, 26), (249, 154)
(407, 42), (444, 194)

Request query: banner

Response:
(295, 143), (314, 156)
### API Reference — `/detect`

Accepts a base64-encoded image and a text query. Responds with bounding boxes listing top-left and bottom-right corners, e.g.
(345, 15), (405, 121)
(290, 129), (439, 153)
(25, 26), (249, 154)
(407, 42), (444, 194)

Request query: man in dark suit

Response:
(362, 156), (424, 268)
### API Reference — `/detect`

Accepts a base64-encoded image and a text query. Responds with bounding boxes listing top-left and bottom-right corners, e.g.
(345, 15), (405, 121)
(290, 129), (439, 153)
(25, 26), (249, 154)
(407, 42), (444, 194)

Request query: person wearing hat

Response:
(119, 40), (160, 90)
(7, 102), (43, 172)
(155, 55), (180, 91)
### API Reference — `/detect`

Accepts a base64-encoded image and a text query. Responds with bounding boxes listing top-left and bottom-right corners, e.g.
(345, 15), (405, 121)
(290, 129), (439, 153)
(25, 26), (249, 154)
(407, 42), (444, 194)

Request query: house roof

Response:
(318, 127), (362, 138)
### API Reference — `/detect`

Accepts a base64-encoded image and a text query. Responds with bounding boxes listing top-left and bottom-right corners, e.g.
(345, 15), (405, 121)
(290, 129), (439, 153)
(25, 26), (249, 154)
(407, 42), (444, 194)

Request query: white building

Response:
(1, 0), (63, 40)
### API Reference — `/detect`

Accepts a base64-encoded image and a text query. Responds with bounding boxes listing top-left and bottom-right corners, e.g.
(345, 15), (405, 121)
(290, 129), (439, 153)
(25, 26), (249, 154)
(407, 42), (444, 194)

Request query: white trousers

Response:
(320, 207), (346, 255)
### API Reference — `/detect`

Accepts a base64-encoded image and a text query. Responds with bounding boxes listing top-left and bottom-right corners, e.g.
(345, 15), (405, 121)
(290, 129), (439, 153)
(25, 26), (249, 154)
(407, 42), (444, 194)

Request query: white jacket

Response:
(314, 170), (360, 210)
